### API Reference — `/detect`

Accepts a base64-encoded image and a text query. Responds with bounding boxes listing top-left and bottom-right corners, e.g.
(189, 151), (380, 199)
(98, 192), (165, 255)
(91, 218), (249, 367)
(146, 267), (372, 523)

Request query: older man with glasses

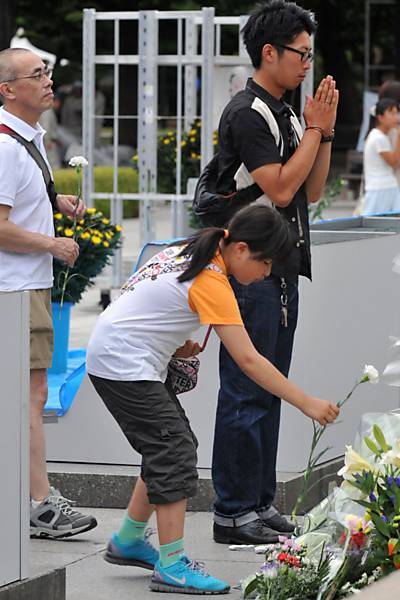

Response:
(0, 48), (97, 539)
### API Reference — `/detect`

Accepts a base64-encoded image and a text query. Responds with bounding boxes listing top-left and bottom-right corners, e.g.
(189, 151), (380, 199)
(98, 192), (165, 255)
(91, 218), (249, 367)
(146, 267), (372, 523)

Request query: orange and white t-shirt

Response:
(86, 245), (243, 381)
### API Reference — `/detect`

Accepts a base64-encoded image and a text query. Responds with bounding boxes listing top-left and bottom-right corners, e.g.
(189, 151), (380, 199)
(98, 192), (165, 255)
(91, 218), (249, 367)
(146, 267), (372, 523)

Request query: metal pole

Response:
(239, 15), (249, 58)
(82, 8), (96, 208)
(111, 19), (123, 286)
(173, 17), (184, 237)
(200, 7), (215, 170)
(138, 11), (158, 244)
(365, 0), (370, 90)
(184, 16), (197, 132)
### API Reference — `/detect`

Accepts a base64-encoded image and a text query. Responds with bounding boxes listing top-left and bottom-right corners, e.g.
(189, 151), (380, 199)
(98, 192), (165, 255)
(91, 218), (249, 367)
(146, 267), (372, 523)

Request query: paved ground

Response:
(30, 507), (400, 599)
(30, 509), (262, 599)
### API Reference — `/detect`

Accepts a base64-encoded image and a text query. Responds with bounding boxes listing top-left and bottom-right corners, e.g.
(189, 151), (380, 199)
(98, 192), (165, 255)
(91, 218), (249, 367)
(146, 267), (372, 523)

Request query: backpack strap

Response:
(0, 124), (58, 209)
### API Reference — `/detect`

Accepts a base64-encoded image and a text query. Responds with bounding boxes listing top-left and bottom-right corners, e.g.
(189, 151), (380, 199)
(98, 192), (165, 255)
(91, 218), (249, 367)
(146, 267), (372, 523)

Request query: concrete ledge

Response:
(49, 457), (343, 514)
(354, 569), (400, 598)
(0, 568), (65, 600)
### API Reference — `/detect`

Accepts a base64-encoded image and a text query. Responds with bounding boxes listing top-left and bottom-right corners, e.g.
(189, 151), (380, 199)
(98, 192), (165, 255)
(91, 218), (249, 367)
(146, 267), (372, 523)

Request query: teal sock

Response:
(117, 512), (147, 545)
(160, 538), (185, 567)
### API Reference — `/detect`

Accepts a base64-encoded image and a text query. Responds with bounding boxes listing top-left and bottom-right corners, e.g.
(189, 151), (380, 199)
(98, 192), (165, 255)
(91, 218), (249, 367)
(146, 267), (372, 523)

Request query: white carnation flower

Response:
(363, 364), (379, 384)
(69, 156), (89, 167)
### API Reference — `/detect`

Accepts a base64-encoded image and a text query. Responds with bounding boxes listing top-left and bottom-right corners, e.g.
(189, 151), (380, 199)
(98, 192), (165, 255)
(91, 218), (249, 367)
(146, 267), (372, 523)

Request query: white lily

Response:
(379, 439), (400, 468)
(68, 155), (89, 168)
(337, 445), (376, 479)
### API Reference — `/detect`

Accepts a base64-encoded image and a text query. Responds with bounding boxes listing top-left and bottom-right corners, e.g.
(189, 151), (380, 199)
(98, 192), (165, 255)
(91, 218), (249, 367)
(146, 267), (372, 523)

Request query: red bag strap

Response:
(200, 325), (213, 352)
(0, 124), (15, 134)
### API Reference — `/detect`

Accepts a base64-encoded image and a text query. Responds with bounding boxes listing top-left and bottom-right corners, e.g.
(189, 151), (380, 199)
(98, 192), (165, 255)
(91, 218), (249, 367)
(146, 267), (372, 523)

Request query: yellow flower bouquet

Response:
(52, 207), (122, 304)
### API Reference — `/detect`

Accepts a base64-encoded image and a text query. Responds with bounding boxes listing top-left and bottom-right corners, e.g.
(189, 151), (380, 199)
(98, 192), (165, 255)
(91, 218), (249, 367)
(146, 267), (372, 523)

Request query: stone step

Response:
(48, 457), (343, 516)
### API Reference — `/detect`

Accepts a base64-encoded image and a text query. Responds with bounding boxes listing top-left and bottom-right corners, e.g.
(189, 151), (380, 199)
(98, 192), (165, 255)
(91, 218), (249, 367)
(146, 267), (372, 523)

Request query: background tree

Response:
(3, 0), (399, 152)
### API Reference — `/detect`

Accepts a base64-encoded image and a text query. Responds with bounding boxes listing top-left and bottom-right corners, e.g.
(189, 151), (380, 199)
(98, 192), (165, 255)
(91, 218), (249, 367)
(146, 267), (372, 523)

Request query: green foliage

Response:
(252, 561), (330, 600)
(52, 208), (122, 304)
(347, 427), (400, 572)
(53, 166), (139, 218)
(309, 177), (344, 223)
(133, 119), (218, 194)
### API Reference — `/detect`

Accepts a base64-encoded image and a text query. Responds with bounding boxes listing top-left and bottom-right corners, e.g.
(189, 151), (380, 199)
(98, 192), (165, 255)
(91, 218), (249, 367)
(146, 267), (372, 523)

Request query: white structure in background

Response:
(10, 28), (58, 69)
(81, 8), (314, 288)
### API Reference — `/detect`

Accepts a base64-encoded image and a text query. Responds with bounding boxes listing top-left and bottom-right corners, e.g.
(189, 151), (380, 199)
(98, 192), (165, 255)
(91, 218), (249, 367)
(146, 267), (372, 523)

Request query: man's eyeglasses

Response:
(275, 44), (313, 63)
(1, 67), (53, 84)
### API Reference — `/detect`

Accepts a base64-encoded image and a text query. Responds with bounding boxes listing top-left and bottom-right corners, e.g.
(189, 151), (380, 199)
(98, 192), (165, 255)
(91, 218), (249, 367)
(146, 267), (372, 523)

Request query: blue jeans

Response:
(212, 275), (299, 523)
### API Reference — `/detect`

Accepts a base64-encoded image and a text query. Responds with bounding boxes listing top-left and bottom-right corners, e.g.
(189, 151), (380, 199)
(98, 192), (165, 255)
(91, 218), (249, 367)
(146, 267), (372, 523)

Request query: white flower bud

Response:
(363, 364), (379, 383)
(69, 156), (89, 167)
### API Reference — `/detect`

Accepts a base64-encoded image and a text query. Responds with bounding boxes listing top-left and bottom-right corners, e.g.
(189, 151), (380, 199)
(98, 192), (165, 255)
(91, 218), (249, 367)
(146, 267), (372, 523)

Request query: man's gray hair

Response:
(0, 48), (32, 83)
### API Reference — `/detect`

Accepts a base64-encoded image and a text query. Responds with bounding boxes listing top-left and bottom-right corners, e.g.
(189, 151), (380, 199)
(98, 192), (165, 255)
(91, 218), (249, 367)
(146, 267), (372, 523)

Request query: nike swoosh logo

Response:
(166, 574), (186, 585)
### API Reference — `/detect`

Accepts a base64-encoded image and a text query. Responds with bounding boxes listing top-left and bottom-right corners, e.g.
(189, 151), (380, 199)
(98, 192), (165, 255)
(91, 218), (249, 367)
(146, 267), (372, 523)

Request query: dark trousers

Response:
(212, 275), (299, 523)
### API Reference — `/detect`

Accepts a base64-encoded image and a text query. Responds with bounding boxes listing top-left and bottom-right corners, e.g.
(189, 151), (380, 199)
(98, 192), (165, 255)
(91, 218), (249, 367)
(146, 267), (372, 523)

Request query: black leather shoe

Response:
(213, 519), (279, 544)
(259, 508), (295, 534)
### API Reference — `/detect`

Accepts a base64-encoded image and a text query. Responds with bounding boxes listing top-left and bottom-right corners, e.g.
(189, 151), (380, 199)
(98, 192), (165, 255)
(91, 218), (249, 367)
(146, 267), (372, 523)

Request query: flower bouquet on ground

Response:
(52, 207), (122, 304)
(242, 536), (331, 600)
(239, 366), (400, 599)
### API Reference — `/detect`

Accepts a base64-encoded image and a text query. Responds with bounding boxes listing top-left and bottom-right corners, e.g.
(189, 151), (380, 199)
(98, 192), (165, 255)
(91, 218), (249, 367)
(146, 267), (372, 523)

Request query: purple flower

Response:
(382, 515), (388, 523)
(387, 477), (395, 487)
(395, 477), (400, 487)
(369, 492), (377, 502)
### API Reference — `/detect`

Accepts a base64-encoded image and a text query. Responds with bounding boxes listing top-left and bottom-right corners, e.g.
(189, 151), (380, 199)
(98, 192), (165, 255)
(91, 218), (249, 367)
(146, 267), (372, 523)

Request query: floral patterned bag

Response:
(168, 326), (212, 395)
(168, 355), (200, 395)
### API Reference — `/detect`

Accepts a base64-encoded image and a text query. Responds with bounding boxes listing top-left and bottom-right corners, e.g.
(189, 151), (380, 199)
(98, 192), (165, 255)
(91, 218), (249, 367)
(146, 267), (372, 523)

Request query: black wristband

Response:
(321, 129), (335, 143)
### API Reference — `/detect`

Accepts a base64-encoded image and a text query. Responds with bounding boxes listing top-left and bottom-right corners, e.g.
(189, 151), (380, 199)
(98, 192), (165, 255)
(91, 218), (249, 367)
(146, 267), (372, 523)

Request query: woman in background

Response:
(363, 98), (400, 215)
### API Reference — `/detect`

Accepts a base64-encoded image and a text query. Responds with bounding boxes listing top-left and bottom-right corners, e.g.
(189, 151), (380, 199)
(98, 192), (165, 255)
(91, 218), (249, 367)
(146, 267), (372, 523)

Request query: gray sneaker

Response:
(30, 488), (97, 539)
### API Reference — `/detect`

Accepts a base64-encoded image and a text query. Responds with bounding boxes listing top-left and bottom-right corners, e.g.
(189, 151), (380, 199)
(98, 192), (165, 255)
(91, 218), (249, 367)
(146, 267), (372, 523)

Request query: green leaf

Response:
(371, 513), (390, 538)
(373, 425), (391, 452)
(243, 576), (258, 598)
(364, 436), (381, 456)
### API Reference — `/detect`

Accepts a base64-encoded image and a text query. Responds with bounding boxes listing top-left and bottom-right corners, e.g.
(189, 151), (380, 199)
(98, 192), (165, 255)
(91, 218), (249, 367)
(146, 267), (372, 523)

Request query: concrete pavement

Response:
(30, 509), (262, 600)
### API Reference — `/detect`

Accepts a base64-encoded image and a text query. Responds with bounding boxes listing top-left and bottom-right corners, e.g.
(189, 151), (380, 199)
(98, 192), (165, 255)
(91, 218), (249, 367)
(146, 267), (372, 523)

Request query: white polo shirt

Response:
(0, 108), (54, 291)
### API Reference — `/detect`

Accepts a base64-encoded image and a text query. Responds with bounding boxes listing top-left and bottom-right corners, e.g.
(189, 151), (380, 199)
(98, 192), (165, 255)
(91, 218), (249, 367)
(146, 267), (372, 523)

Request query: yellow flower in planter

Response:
(52, 157), (122, 305)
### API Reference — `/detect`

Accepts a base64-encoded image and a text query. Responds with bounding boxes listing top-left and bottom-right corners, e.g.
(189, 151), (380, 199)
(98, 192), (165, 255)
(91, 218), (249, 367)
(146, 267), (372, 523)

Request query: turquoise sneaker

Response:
(150, 555), (230, 594)
(104, 530), (159, 570)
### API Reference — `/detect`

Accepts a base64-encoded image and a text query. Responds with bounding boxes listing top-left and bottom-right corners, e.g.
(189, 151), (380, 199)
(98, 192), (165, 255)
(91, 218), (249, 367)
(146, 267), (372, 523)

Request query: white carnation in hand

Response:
(69, 156), (89, 167)
(363, 364), (379, 384)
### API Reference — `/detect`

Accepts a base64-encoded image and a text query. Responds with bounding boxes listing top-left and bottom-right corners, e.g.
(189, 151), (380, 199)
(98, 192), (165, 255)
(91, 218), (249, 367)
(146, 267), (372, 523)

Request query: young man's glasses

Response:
(275, 44), (313, 63)
(1, 67), (53, 84)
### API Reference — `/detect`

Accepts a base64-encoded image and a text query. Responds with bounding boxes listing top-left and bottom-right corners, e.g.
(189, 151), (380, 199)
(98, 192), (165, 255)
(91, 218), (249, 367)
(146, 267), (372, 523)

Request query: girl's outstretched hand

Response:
(301, 395), (339, 426)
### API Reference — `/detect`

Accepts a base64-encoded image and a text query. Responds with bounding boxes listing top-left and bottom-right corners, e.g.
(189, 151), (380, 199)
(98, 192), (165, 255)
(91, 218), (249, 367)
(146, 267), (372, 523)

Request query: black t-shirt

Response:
(217, 78), (311, 281)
